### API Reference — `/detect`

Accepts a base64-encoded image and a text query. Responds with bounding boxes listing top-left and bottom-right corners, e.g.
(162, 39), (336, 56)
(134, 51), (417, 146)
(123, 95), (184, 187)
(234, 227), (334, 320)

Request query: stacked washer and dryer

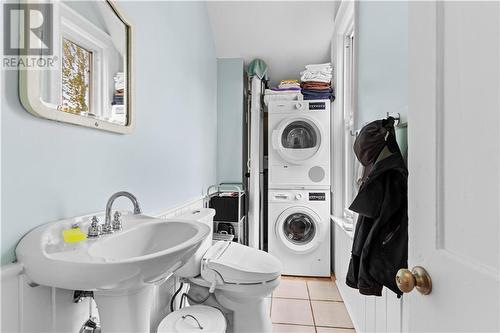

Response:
(267, 100), (331, 277)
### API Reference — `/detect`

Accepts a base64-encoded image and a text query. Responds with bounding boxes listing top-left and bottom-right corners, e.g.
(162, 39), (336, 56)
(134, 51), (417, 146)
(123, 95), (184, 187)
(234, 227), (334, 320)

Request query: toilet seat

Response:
(201, 241), (282, 286)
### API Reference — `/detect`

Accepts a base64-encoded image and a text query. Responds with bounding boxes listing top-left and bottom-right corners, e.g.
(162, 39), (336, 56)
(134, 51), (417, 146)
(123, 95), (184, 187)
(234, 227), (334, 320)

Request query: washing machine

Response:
(268, 100), (330, 189)
(268, 189), (330, 276)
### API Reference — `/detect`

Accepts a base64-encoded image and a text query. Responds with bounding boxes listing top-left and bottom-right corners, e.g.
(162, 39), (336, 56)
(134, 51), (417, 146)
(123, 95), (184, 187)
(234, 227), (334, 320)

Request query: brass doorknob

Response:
(395, 266), (432, 295)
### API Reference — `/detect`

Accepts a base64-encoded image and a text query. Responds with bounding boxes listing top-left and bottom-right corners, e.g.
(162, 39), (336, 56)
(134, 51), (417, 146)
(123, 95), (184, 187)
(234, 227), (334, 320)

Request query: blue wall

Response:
(216, 58), (244, 183)
(1, 1), (217, 264)
(356, 1), (408, 127)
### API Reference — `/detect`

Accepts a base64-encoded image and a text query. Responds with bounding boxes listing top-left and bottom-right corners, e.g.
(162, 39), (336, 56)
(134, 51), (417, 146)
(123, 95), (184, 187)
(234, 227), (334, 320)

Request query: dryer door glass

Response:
(281, 121), (318, 149)
(276, 118), (322, 164)
(282, 213), (316, 245)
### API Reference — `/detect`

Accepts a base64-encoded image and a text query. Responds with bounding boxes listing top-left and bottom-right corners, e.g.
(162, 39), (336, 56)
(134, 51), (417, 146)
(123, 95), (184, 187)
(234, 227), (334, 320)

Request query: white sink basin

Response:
(16, 213), (210, 290)
(15, 213), (211, 332)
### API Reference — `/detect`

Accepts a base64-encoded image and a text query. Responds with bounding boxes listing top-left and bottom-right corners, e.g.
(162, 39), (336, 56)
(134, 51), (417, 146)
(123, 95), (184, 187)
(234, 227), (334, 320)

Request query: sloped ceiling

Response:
(207, 1), (339, 85)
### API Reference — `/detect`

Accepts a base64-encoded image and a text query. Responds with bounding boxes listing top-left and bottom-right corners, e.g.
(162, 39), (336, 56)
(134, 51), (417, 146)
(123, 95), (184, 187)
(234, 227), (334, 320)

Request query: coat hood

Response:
(354, 117), (395, 166)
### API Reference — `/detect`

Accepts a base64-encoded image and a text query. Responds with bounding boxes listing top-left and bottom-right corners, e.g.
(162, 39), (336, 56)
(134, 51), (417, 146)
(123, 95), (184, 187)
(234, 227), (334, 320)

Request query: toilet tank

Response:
(173, 208), (215, 278)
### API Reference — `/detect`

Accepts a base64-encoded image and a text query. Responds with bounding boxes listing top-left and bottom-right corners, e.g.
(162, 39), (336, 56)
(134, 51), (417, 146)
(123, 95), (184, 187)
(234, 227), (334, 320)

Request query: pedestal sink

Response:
(16, 213), (211, 332)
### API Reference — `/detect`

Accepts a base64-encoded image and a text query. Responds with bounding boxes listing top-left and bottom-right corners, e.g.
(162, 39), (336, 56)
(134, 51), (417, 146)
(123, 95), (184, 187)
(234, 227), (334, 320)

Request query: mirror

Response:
(19, 0), (133, 133)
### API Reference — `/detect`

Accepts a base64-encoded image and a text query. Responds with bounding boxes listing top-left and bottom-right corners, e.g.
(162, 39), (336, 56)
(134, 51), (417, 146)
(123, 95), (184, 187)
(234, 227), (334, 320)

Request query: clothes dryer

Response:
(268, 100), (331, 189)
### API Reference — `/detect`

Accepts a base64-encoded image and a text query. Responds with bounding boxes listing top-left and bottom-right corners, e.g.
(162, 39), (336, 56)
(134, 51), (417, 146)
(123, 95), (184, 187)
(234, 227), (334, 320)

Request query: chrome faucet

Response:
(102, 191), (142, 234)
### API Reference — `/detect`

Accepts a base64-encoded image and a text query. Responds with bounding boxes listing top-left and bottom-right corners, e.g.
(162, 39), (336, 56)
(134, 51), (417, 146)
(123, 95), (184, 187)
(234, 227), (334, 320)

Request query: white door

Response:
(407, 2), (499, 332)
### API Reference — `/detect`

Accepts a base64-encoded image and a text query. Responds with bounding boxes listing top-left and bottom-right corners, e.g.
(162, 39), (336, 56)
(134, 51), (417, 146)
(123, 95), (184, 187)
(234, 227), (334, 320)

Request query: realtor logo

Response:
(3, 3), (53, 56)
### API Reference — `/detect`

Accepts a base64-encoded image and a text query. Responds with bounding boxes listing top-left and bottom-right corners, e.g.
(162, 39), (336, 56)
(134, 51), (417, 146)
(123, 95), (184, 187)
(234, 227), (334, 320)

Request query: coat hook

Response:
(387, 112), (401, 126)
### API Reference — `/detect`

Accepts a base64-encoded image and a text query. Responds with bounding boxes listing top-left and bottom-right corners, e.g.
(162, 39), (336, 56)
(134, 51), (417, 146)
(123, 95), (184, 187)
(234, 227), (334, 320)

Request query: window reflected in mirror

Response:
(48, 2), (129, 127)
(61, 38), (92, 115)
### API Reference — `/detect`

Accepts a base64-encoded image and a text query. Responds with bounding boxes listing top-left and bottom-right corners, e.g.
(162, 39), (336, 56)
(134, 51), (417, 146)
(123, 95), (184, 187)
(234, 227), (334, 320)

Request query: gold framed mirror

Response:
(19, 0), (133, 134)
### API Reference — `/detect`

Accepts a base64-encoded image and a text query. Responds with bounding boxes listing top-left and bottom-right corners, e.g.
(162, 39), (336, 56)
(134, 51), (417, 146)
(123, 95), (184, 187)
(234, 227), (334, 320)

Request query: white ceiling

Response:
(207, 1), (339, 85)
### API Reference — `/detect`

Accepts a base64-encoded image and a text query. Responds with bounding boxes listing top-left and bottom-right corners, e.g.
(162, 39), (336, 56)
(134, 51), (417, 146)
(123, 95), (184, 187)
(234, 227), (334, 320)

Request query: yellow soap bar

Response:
(62, 228), (87, 243)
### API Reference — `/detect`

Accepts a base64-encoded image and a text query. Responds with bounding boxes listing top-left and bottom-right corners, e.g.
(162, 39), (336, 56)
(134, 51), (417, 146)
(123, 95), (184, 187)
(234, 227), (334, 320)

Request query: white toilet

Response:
(158, 208), (282, 333)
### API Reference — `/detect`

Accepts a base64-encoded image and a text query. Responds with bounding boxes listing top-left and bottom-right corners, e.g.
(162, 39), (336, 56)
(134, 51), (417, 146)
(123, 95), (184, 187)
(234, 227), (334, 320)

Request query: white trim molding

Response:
(331, 0), (357, 221)
(152, 196), (205, 220)
(331, 215), (354, 240)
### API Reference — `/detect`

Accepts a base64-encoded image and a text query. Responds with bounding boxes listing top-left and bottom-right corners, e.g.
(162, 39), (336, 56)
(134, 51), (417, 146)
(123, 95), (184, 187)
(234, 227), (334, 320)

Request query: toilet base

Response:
(215, 292), (272, 333)
(188, 277), (279, 333)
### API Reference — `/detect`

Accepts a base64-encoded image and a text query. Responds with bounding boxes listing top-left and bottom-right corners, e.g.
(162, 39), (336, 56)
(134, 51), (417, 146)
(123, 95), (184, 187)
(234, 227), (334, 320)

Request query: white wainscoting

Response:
(1, 196), (205, 333)
(333, 219), (403, 333)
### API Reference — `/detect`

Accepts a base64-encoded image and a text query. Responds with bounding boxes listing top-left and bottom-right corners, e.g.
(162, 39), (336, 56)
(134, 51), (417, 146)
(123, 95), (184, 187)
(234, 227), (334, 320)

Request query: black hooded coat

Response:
(346, 118), (408, 297)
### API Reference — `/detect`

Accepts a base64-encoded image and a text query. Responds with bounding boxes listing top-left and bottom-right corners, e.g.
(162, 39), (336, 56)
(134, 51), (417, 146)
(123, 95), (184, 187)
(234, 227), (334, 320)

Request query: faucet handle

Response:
(88, 216), (101, 238)
(112, 211), (122, 231)
(101, 218), (113, 234)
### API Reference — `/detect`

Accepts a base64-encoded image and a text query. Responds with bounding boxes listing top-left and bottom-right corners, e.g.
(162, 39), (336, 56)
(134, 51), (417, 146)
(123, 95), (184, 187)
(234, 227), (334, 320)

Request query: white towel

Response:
(265, 89), (302, 95)
(264, 92), (303, 106)
(114, 72), (125, 91)
(115, 82), (125, 91)
(300, 63), (332, 83)
(305, 62), (332, 71)
(300, 71), (332, 83)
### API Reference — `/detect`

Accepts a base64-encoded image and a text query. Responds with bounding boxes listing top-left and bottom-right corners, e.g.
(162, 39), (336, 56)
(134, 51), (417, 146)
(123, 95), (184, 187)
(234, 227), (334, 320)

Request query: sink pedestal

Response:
(94, 286), (153, 332)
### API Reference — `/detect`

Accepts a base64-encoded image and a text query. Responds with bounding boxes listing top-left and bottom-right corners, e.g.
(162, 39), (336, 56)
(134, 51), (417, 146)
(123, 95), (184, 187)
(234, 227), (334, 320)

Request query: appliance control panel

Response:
(270, 190), (328, 202)
(309, 192), (326, 201)
(308, 102), (327, 110)
(268, 100), (330, 113)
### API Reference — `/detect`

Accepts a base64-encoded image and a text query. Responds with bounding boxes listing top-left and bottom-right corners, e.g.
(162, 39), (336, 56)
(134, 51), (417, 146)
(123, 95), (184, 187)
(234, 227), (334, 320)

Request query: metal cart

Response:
(205, 183), (247, 245)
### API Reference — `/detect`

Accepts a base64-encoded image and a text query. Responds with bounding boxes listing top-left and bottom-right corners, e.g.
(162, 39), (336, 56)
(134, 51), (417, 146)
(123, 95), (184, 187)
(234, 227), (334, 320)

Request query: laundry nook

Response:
(1, 1), (499, 333)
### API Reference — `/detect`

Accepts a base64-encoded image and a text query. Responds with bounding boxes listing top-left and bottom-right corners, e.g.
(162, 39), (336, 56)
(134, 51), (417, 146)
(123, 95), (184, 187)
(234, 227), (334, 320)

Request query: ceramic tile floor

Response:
(268, 276), (356, 333)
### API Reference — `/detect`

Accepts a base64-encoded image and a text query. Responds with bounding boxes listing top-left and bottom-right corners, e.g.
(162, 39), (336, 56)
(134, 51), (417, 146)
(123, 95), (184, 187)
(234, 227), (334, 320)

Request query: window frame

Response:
(342, 32), (356, 223)
(19, 0), (134, 134)
(331, 1), (358, 230)
(57, 2), (113, 120)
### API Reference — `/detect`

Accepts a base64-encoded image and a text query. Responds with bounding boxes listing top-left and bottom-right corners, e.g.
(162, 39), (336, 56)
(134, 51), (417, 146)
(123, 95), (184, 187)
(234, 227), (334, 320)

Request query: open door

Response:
(407, 2), (499, 331)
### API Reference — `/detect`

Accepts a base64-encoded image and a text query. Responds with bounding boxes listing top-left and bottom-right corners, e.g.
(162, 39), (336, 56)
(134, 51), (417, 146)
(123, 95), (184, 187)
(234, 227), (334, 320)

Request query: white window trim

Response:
(56, 3), (115, 120)
(19, 0), (134, 134)
(331, 1), (358, 231)
(342, 32), (356, 222)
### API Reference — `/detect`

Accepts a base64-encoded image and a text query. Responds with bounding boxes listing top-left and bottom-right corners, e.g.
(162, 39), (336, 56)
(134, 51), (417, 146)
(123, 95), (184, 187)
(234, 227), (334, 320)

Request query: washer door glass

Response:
(281, 121), (318, 149)
(282, 213), (316, 245)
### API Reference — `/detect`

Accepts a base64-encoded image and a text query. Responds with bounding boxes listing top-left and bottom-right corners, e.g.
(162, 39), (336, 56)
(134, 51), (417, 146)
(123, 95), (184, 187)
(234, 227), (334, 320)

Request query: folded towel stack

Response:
(300, 63), (334, 101)
(112, 72), (125, 106)
(300, 63), (332, 83)
(271, 79), (301, 91)
(264, 79), (303, 105)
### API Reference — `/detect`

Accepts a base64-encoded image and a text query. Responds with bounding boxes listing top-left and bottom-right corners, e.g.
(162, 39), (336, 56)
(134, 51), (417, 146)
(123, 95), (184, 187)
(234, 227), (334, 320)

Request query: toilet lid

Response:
(202, 241), (282, 284)
(157, 305), (226, 333)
